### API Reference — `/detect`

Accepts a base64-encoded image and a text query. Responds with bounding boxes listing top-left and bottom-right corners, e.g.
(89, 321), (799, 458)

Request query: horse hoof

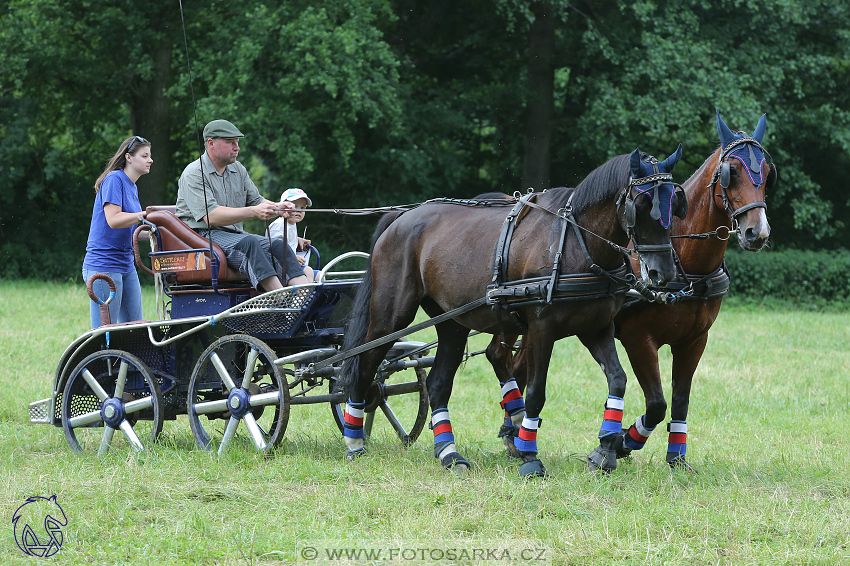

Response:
(585, 446), (617, 473)
(503, 437), (521, 459)
(519, 457), (547, 478)
(440, 452), (471, 473)
(667, 454), (698, 473)
(346, 448), (367, 462)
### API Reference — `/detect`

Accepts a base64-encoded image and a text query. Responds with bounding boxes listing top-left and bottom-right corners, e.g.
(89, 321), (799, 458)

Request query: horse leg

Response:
(616, 340), (666, 459)
(579, 323), (629, 473)
(665, 334), (707, 472)
(511, 331), (551, 478)
(342, 287), (421, 460)
(427, 318), (473, 472)
(485, 334), (526, 457)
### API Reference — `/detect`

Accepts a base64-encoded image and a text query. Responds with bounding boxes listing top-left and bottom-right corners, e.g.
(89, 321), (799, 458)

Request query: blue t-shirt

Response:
(82, 170), (142, 273)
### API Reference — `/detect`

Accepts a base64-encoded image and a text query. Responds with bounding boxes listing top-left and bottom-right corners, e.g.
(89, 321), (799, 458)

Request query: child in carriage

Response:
(267, 188), (316, 281)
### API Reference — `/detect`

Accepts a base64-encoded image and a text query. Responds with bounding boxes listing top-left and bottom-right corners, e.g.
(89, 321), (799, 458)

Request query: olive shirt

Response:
(175, 151), (263, 233)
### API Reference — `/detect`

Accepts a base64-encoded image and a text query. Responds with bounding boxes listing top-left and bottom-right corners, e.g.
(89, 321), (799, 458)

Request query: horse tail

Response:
(338, 211), (404, 389)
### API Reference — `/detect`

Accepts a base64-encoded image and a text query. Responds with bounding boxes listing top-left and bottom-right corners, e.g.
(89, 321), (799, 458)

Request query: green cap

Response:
(203, 119), (244, 140)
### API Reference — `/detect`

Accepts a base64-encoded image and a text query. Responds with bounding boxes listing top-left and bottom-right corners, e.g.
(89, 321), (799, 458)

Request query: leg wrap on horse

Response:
(667, 420), (687, 459)
(623, 414), (656, 451)
(431, 408), (468, 469)
(598, 395), (624, 439)
(497, 379), (526, 456)
(513, 416), (541, 455)
(500, 379), (526, 419)
(343, 399), (366, 456)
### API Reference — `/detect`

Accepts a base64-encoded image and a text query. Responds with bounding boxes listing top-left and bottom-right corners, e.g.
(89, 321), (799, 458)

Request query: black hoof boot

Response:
(586, 446), (617, 473)
(440, 452), (471, 474)
(518, 455), (547, 478)
(346, 447), (367, 461)
(666, 453), (697, 473)
(613, 433), (633, 460)
(498, 424), (521, 459)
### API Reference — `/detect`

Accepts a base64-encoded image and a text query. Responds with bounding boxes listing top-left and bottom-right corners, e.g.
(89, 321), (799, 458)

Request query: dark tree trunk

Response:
(131, 30), (174, 208)
(522, 1), (555, 192)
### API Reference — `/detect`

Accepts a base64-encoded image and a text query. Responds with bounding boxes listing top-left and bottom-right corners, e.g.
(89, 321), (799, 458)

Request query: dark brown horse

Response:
(490, 111), (774, 472)
(338, 147), (685, 476)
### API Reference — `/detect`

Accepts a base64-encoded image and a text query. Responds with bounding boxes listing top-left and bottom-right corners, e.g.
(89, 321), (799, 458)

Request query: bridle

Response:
(616, 162), (686, 256)
(708, 136), (775, 228)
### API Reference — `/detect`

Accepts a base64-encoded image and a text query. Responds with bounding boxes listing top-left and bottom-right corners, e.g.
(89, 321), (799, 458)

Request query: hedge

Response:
(724, 247), (850, 309)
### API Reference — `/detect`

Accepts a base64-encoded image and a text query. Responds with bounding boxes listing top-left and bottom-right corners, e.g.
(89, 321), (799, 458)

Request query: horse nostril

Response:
(745, 227), (758, 243)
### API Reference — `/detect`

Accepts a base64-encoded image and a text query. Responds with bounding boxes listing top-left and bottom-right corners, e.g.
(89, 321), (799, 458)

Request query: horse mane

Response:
(571, 153), (634, 213)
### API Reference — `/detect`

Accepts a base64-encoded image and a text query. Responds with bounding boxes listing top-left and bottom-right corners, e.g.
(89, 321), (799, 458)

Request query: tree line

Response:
(1, 0), (848, 280)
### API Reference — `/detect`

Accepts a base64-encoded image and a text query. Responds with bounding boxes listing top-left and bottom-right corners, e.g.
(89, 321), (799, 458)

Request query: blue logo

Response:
(12, 495), (67, 557)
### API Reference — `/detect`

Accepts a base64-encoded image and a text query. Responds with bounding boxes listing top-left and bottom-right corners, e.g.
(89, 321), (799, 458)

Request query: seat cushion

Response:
(144, 209), (247, 284)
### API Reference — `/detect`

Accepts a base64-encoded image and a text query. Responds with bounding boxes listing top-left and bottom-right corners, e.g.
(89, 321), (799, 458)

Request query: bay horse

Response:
(489, 110), (774, 473)
(338, 146), (686, 477)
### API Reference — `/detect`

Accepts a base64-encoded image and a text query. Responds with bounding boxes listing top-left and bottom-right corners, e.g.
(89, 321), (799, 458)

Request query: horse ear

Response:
(658, 143), (683, 172)
(752, 113), (767, 143)
(716, 109), (736, 148)
(629, 148), (642, 176)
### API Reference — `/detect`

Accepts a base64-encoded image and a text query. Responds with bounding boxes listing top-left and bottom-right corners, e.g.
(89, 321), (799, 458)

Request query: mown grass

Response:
(0, 280), (848, 565)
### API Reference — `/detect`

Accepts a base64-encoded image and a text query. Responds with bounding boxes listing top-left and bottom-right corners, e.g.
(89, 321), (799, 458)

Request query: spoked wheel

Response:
(330, 349), (429, 446)
(187, 334), (290, 454)
(62, 350), (163, 455)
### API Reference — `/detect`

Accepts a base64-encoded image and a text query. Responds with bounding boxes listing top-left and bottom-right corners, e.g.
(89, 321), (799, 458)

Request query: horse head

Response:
(714, 110), (773, 250)
(618, 145), (686, 285)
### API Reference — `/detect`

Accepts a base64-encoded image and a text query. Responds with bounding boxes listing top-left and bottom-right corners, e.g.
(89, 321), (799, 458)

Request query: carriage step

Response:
(28, 398), (53, 424)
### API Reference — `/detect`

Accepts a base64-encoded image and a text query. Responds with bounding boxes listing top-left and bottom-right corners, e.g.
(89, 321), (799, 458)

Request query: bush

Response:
(725, 247), (850, 310)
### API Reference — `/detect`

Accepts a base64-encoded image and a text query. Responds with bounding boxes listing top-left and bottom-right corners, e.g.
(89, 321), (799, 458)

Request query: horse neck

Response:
(572, 193), (628, 268)
(673, 148), (732, 274)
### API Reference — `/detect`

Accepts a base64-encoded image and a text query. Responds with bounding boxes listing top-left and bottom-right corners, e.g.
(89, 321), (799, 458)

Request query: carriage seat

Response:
(141, 205), (249, 286)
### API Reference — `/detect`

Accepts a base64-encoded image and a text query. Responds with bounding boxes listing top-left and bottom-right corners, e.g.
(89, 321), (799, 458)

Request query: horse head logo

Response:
(12, 495), (67, 557)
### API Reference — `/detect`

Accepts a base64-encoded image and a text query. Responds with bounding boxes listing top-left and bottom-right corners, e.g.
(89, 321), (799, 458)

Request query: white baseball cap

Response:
(279, 188), (312, 207)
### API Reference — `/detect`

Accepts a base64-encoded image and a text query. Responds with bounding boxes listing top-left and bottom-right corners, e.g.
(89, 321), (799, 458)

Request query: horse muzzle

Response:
(736, 208), (771, 251)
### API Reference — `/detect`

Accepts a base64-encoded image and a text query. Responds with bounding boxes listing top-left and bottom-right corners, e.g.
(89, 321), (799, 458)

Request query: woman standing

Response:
(82, 136), (152, 328)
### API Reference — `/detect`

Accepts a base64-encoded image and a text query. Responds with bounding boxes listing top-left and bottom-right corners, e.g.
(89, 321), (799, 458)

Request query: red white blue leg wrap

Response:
(623, 414), (655, 451)
(513, 416), (541, 454)
(500, 378), (527, 429)
(667, 420), (687, 456)
(431, 408), (458, 461)
(598, 395), (624, 439)
(343, 399), (366, 454)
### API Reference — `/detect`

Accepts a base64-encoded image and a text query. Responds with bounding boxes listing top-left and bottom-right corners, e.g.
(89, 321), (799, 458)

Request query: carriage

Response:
(27, 206), (432, 456)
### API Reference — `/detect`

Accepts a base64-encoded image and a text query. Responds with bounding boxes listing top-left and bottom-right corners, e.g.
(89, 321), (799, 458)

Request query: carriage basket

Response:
(218, 287), (317, 334)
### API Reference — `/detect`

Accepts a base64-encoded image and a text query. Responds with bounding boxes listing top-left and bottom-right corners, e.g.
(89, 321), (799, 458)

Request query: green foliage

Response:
(726, 246), (850, 309)
(1, 0), (849, 277)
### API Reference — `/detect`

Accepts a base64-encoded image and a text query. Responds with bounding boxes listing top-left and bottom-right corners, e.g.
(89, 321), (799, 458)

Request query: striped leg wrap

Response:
(598, 395), (624, 439)
(623, 414), (655, 451)
(342, 399), (366, 454)
(431, 408), (458, 461)
(667, 420), (687, 456)
(500, 379), (526, 419)
(513, 416), (541, 454)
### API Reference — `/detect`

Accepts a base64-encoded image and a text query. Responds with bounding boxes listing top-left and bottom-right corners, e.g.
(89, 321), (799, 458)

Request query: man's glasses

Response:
(127, 136), (147, 153)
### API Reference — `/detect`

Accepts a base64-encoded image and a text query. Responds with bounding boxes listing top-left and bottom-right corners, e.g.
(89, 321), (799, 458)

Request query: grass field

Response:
(0, 280), (848, 565)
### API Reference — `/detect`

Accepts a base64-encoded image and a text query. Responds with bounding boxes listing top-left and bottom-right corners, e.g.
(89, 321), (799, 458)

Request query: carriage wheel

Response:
(187, 334), (290, 454)
(329, 355), (429, 446)
(61, 350), (163, 455)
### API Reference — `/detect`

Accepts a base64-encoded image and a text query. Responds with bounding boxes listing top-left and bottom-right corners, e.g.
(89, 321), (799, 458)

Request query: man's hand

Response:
(275, 200), (295, 219)
(253, 200), (285, 221)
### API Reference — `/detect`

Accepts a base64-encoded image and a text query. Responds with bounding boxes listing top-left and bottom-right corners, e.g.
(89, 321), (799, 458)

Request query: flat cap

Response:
(203, 119), (244, 140)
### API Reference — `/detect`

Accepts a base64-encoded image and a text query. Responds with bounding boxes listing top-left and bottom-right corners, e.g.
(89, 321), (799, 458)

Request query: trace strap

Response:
(306, 296), (488, 374)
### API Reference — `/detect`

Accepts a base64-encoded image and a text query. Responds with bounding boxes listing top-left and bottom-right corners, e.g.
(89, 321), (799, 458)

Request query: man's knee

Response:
(233, 235), (264, 256)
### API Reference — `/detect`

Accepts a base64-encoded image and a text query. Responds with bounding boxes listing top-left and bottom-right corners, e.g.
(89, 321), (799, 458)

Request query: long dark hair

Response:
(94, 136), (150, 192)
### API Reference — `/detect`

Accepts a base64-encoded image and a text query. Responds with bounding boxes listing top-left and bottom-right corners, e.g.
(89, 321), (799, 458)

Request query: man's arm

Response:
(204, 201), (285, 226)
